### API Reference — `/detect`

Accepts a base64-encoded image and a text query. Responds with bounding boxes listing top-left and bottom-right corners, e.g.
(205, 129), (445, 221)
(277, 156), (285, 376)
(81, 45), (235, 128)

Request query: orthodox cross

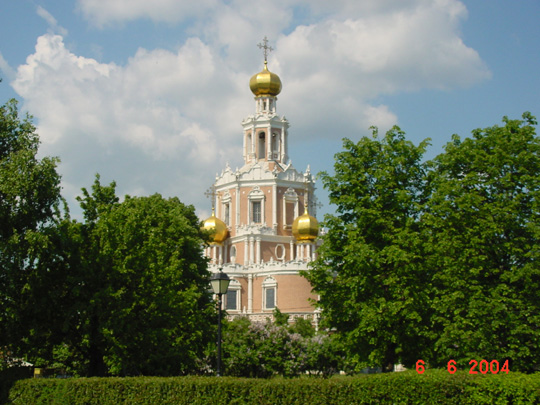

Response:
(205, 184), (217, 210)
(257, 36), (273, 63)
(309, 198), (323, 213)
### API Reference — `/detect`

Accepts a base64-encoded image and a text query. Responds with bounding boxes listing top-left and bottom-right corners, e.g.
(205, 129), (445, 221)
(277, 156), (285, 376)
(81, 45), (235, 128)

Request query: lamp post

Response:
(210, 268), (230, 377)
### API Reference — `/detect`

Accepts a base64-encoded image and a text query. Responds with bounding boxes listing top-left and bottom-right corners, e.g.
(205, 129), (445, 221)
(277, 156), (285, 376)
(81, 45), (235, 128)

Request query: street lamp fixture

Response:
(209, 268), (230, 377)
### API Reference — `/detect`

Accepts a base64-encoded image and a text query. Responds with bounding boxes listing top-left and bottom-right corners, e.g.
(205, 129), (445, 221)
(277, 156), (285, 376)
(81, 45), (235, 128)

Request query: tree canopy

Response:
(307, 113), (540, 373)
(305, 126), (432, 371)
(46, 179), (215, 376)
(0, 98), (215, 376)
(424, 112), (540, 372)
(0, 99), (63, 364)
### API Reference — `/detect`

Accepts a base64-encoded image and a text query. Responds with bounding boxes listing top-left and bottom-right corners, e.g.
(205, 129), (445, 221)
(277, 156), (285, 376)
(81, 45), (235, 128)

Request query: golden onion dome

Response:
(201, 209), (229, 245)
(249, 62), (282, 97)
(292, 207), (319, 243)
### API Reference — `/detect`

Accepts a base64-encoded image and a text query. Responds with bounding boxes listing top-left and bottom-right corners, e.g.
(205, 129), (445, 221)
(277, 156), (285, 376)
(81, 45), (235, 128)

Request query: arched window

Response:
(271, 133), (279, 160)
(258, 132), (265, 160)
(246, 132), (251, 159)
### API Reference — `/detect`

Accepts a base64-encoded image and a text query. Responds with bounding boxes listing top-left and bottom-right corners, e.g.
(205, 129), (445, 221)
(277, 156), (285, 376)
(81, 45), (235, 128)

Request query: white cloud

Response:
(0, 52), (16, 81)
(11, 0), (491, 218)
(36, 6), (68, 36)
(12, 34), (240, 215)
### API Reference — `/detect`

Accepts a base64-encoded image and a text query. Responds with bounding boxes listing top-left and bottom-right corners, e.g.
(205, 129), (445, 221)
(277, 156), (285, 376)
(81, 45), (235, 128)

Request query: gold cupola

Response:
(201, 208), (229, 245)
(292, 206), (319, 244)
(249, 61), (282, 97)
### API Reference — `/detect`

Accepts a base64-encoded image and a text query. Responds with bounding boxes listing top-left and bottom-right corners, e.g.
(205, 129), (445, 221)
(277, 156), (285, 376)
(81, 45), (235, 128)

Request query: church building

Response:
(202, 39), (320, 324)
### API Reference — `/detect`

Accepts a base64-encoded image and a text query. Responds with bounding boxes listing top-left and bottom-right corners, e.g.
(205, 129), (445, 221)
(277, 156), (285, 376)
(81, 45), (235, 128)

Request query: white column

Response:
(243, 131), (246, 162)
(280, 129), (285, 162)
(249, 237), (254, 265)
(312, 243), (316, 261)
(306, 244), (311, 262)
(251, 124), (256, 159)
(256, 238), (261, 264)
(296, 244), (301, 261)
(290, 240), (295, 261)
(236, 184), (240, 227)
(248, 274), (253, 314)
(212, 245), (217, 264)
(284, 130), (289, 163)
(218, 245), (223, 265)
(272, 183), (277, 229)
(262, 196), (266, 225)
(244, 238), (249, 265)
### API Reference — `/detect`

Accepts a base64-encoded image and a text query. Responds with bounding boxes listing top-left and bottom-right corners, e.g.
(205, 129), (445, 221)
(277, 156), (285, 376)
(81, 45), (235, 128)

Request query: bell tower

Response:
(243, 37), (289, 166)
(202, 38), (320, 325)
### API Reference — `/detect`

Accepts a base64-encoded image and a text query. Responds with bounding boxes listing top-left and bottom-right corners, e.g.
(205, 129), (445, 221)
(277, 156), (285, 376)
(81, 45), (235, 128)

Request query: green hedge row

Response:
(7, 370), (540, 404)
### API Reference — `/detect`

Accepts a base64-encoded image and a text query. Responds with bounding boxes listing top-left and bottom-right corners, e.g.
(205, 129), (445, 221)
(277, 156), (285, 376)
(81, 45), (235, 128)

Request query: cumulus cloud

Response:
(12, 34), (242, 215)
(0, 52), (16, 81)
(11, 0), (491, 217)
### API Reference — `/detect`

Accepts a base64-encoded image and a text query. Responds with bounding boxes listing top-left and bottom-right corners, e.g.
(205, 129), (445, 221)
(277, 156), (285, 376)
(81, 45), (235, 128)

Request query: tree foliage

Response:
(307, 113), (540, 373)
(425, 112), (540, 372)
(305, 126), (431, 372)
(60, 179), (215, 376)
(0, 99), (62, 367)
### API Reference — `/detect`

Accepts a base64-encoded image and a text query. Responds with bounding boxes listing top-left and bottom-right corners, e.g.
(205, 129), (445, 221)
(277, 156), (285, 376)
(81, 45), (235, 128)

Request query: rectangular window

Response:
(285, 201), (294, 226)
(224, 203), (230, 226)
(226, 290), (237, 310)
(265, 288), (275, 309)
(252, 201), (261, 223)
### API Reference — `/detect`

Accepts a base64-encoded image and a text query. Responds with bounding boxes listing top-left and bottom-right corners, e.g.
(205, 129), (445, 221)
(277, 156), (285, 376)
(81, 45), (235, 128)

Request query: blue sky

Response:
(1, 0), (539, 220)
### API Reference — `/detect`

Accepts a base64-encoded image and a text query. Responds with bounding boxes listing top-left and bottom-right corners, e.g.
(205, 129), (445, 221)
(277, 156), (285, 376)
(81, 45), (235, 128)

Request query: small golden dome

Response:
(249, 62), (282, 97)
(292, 207), (319, 243)
(201, 209), (228, 245)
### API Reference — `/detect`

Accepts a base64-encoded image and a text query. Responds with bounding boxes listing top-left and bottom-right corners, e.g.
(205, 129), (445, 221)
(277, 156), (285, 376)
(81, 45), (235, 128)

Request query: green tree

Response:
(425, 112), (540, 372)
(0, 99), (62, 367)
(68, 181), (214, 376)
(305, 126), (432, 372)
(8, 175), (215, 376)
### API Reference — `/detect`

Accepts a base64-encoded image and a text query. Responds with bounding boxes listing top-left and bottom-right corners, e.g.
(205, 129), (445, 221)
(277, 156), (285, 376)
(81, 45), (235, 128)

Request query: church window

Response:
(265, 288), (275, 309)
(248, 186), (265, 225)
(283, 188), (298, 229)
(226, 279), (241, 311)
(271, 133), (279, 160)
(286, 201), (294, 226)
(226, 290), (237, 310)
(246, 133), (252, 159)
(262, 277), (277, 310)
(224, 203), (230, 226)
(258, 132), (265, 159)
(252, 201), (261, 223)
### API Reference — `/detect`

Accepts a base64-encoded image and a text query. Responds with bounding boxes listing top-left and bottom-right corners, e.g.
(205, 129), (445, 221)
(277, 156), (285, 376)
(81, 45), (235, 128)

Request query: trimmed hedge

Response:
(7, 370), (540, 404)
